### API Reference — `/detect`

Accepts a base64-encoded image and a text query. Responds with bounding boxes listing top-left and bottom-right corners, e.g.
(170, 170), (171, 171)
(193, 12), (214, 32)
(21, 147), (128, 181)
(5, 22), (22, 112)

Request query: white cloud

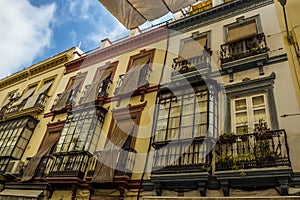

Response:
(0, 0), (56, 79)
(66, 0), (98, 21)
(88, 22), (129, 46)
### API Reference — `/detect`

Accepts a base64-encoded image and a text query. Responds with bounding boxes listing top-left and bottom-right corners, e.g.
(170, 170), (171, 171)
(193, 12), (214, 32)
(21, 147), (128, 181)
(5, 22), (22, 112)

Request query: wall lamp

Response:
(278, 0), (294, 44)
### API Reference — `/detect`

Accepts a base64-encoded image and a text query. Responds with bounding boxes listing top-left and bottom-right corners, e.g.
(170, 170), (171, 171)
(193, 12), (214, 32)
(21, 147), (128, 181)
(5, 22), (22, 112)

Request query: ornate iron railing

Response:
(35, 155), (54, 177)
(152, 139), (213, 174)
(79, 78), (111, 103)
(216, 129), (291, 171)
(88, 148), (137, 179)
(114, 65), (150, 94)
(48, 151), (93, 179)
(172, 51), (211, 75)
(220, 33), (269, 64)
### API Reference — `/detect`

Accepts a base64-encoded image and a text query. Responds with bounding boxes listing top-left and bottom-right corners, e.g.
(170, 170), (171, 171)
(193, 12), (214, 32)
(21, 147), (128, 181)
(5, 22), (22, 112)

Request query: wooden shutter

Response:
(226, 20), (257, 44)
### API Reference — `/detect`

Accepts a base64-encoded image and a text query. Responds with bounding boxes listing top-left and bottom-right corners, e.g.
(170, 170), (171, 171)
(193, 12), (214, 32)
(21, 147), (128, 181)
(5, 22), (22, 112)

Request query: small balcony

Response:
(35, 155), (54, 178)
(79, 78), (111, 104)
(88, 148), (137, 180)
(114, 64), (150, 95)
(4, 94), (48, 117)
(220, 33), (269, 71)
(216, 130), (290, 171)
(215, 130), (292, 195)
(152, 139), (212, 175)
(48, 151), (93, 179)
(172, 51), (211, 77)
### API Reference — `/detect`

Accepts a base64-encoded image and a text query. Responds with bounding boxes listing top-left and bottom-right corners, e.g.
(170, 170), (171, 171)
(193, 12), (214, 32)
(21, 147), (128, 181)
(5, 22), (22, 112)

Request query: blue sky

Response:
(0, 0), (172, 79)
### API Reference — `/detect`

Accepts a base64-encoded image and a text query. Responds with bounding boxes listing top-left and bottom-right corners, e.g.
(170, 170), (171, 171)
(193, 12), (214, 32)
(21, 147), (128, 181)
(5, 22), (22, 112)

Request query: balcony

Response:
(152, 139), (212, 174)
(114, 65), (150, 95)
(48, 151), (93, 180)
(216, 130), (290, 171)
(220, 33), (269, 75)
(4, 94), (48, 118)
(172, 51), (211, 78)
(88, 148), (137, 180)
(79, 78), (111, 105)
(150, 139), (212, 195)
(215, 130), (292, 196)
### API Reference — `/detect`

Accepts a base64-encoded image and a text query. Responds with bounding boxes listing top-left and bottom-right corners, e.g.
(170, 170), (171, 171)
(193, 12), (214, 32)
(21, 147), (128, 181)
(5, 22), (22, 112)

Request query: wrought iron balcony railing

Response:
(48, 151), (93, 179)
(114, 65), (150, 95)
(216, 129), (291, 171)
(79, 78), (111, 103)
(5, 94), (48, 115)
(88, 148), (137, 179)
(152, 139), (212, 174)
(35, 155), (54, 178)
(172, 51), (211, 76)
(220, 33), (269, 64)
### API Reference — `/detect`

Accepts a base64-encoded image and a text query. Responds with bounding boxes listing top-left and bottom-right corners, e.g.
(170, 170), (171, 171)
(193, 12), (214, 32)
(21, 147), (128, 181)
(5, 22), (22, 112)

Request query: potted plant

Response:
(219, 132), (236, 144)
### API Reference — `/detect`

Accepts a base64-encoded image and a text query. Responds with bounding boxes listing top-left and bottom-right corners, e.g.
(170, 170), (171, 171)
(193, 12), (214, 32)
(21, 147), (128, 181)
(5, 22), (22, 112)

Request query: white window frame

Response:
(231, 93), (270, 134)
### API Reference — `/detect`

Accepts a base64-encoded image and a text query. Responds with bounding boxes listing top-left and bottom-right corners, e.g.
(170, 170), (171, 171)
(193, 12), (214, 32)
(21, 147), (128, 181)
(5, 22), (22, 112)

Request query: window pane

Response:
(235, 112), (247, 124)
(253, 109), (266, 123)
(252, 95), (264, 108)
(235, 99), (246, 111)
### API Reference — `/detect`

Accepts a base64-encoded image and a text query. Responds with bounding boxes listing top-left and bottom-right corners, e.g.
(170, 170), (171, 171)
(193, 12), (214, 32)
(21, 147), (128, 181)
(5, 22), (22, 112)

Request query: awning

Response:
(98, 0), (198, 29)
(0, 189), (43, 198)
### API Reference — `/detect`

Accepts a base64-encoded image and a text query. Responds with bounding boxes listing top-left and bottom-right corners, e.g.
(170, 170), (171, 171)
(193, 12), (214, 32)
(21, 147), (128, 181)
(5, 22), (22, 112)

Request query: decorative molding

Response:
(46, 120), (65, 133)
(224, 72), (279, 131)
(65, 27), (169, 74)
(168, 0), (274, 33)
(0, 48), (75, 90)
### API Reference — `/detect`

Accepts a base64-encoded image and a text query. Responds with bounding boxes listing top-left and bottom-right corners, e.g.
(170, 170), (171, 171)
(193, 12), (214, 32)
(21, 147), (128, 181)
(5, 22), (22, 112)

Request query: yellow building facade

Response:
(0, 0), (299, 199)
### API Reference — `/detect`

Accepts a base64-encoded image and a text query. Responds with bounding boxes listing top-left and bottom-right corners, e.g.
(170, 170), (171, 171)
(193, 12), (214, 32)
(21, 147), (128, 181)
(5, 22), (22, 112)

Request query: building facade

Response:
(0, 0), (299, 199)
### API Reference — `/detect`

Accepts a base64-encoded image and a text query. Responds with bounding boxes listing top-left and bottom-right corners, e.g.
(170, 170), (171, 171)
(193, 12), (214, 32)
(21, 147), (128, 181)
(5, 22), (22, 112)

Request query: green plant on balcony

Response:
(219, 132), (236, 144)
(254, 119), (272, 140)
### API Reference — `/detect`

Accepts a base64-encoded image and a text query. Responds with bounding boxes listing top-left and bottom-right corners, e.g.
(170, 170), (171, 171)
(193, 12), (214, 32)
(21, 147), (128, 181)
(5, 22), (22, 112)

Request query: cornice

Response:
(168, 0), (274, 33)
(0, 47), (76, 90)
(65, 27), (169, 74)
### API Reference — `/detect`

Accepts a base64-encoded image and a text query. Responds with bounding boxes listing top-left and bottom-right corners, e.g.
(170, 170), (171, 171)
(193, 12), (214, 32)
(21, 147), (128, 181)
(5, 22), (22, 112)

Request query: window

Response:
(177, 34), (208, 62)
(55, 107), (106, 153)
(232, 93), (269, 134)
(127, 50), (153, 71)
(154, 85), (214, 143)
(117, 52), (152, 95)
(8, 85), (37, 112)
(80, 63), (116, 104)
(23, 79), (53, 110)
(92, 103), (144, 182)
(52, 73), (86, 111)
(152, 84), (217, 171)
(0, 91), (19, 114)
(226, 19), (257, 44)
(0, 116), (37, 172)
(225, 74), (279, 132)
(220, 16), (268, 65)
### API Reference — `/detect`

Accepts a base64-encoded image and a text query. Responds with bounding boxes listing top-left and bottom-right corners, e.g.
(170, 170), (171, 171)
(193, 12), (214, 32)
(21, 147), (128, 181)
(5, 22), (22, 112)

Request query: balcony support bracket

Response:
(257, 61), (264, 75)
(278, 179), (289, 196)
(154, 184), (162, 196)
(220, 180), (230, 197)
(197, 182), (207, 197)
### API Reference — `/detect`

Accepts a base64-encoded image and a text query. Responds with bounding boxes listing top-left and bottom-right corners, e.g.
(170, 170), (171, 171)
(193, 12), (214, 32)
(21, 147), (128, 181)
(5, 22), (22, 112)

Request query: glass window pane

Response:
(252, 95), (264, 108)
(235, 99), (247, 111)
